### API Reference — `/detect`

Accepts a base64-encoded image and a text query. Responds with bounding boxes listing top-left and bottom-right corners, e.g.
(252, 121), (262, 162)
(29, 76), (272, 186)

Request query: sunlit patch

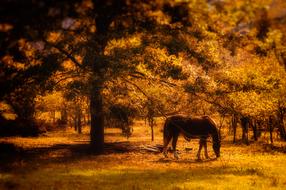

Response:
(63, 169), (102, 177)
(30, 41), (45, 52)
(104, 35), (142, 55)
(0, 23), (13, 32)
(1, 55), (25, 70)
(2, 113), (17, 120)
(0, 102), (16, 120)
(76, 0), (94, 14)
(47, 32), (62, 43)
(0, 173), (13, 180)
(62, 60), (77, 70)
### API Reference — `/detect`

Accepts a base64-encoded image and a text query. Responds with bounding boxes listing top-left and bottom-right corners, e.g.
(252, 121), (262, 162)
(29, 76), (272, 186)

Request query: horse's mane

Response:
(203, 116), (220, 143)
(202, 116), (217, 129)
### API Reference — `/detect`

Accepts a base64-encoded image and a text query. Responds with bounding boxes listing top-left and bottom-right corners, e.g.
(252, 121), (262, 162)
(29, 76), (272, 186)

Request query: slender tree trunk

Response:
(233, 125), (237, 143)
(76, 105), (82, 134)
(90, 81), (104, 153)
(68, 115), (72, 128)
(87, 111), (91, 125)
(77, 118), (82, 134)
(83, 112), (87, 125)
(232, 115), (237, 143)
(149, 118), (154, 141)
(252, 120), (258, 141)
(277, 108), (286, 141)
(60, 107), (68, 125)
(269, 116), (274, 144)
(147, 102), (155, 142)
(241, 117), (249, 145)
(151, 124), (154, 141)
(51, 110), (56, 125)
(74, 115), (77, 131)
(269, 126), (274, 144)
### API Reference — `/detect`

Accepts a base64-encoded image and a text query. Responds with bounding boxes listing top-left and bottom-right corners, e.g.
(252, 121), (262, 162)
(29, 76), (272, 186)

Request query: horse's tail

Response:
(163, 118), (169, 145)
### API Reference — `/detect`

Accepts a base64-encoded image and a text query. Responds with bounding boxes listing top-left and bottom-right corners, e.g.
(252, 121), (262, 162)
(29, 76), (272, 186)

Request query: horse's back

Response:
(164, 115), (217, 137)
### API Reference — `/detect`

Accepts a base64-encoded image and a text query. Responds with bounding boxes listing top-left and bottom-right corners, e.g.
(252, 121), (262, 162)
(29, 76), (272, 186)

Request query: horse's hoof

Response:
(163, 153), (168, 158)
(196, 158), (202, 162)
(174, 152), (179, 160)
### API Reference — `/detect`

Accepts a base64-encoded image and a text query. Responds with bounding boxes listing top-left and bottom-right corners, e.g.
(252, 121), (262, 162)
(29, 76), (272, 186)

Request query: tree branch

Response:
(44, 40), (83, 69)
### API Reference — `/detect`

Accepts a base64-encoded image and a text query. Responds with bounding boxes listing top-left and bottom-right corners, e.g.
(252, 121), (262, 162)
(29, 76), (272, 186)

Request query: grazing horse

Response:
(163, 115), (221, 160)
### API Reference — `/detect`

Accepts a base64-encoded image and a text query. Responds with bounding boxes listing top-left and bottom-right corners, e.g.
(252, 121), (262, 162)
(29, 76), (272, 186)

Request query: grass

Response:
(1, 120), (286, 190)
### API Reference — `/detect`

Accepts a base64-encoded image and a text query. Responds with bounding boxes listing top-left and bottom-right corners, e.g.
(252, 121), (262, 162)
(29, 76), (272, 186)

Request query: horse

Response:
(162, 115), (221, 160)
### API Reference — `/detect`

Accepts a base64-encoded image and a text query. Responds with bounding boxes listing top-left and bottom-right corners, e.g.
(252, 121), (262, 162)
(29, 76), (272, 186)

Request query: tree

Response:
(2, 0), (286, 149)
(46, 0), (194, 152)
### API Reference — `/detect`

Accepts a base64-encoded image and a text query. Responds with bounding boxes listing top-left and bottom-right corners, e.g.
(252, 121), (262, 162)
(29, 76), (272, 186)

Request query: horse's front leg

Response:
(202, 139), (209, 159)
(172, 134), (179, 159)
(163, 147), (168, 158)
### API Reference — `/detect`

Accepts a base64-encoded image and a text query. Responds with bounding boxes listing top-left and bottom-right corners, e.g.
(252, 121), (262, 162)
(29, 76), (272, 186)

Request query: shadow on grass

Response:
(156, 157), (218, 164)
(0, 139), (225, 173)
(262, 143), (286, 153)
(0, 141), (143, 171)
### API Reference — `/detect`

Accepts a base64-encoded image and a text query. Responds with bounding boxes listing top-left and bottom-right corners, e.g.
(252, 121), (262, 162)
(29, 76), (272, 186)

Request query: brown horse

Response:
(163, 115), (221, 160)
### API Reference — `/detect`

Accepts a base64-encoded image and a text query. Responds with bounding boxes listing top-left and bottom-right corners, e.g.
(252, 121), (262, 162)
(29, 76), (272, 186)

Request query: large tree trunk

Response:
(90, 81), (104, 153)
(88, 0), (126, 154)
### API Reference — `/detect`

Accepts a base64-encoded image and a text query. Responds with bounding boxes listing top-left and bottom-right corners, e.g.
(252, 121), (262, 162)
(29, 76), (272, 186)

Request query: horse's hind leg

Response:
(163, 134), (172, 158)
(197, 139), (204, 160)
(172, 134), (179, 159)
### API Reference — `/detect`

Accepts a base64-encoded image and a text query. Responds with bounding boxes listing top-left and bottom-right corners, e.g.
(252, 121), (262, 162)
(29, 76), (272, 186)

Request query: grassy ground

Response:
(1, 120), (286, 190)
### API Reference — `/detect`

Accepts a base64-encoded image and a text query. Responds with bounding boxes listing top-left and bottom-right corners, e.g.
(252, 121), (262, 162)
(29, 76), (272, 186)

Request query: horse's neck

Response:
(211, 127), (220, 142)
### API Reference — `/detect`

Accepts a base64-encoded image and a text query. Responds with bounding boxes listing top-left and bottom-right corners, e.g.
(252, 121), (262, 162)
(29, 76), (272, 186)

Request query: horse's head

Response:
(213, 141), (221, 158)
